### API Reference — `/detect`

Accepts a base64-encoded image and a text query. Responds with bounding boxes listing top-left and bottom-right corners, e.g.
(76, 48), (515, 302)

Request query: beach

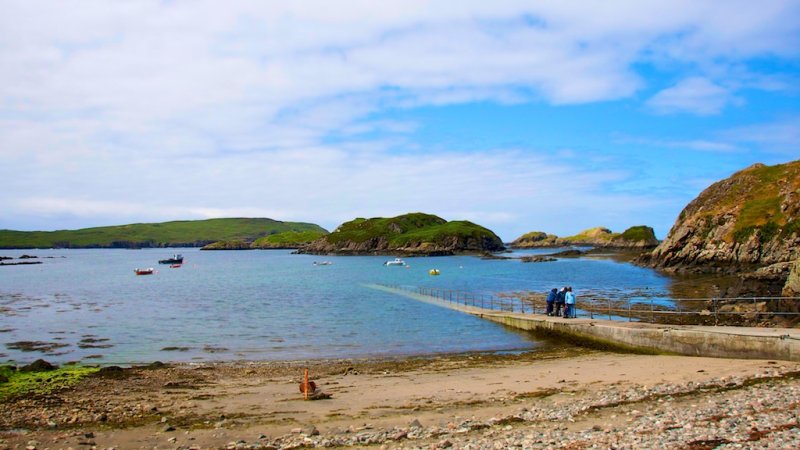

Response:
(2, 349), (799, 449)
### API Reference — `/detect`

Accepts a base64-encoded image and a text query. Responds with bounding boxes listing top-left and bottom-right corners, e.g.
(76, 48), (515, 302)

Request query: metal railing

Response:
(376, 283), (800, 326)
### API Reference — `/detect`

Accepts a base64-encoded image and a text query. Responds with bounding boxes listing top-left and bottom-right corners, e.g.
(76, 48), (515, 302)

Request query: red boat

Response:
(170, 264), (181, 268)
(134, 268), (155, 275)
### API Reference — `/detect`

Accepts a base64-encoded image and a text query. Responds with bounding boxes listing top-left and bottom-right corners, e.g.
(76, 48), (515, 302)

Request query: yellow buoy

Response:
(428, 269), (440, 276)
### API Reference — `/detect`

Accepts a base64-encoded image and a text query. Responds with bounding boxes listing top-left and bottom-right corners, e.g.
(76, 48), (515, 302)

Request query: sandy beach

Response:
(2, 348), (799, 449)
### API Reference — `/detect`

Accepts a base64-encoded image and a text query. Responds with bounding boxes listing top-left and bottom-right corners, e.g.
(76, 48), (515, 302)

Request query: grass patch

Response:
(0, 365), (99, 401)
(252, 230), (327, 248)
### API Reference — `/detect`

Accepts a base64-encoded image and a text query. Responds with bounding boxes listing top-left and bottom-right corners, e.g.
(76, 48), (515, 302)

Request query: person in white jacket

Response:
(564, 286), (576, 318)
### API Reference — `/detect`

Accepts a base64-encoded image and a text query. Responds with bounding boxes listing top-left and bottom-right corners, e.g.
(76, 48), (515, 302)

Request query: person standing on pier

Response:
(545, 288), (557, 316)
(555, 287), (566, 316)
(565, 287), (576, 318)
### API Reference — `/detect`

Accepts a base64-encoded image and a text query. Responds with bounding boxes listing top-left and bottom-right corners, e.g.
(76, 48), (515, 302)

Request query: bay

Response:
(0, 248), (672, 364)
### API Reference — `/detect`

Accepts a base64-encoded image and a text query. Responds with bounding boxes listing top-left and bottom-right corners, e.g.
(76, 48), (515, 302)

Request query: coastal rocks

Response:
(200, 240), (252, 250)
(510, 226), (659, 249)
(298, 213), (505, 256)
(519, 256), (556, 263)
(639, 160), (800, 274)
(19, 359), (57, 372)
(0, 255), (44, 266)
(783, 260), (800, 297)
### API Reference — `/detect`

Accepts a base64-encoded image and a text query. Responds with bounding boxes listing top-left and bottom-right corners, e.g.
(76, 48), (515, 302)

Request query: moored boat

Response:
(159, 254), (183, 264)
(428, 269), (440, 276)
(135, 268), (155, 275)
(384, 258), (406, 266)
(313, 261), (333, 266)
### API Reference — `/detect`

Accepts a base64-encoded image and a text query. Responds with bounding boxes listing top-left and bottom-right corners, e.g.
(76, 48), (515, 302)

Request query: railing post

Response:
(713, 298), (718, 326)
(628, 301), (632, 322)
(650, 298), (654, 323)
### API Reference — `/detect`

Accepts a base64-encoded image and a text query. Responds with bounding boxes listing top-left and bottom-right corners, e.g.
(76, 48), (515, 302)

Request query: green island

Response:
(299, 212), (505, 255)
(0, 218), (327, 249)
(511, 225), (659, 248)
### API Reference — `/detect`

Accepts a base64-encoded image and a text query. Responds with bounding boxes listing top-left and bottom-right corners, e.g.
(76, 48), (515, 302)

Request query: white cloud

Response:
(721, 118), (800, 154)
(646, 77), (739, 116)
(0, 1), (798, 238)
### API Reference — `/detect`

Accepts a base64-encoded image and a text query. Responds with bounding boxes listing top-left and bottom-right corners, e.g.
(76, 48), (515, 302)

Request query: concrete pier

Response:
(370, 284), (800, 361)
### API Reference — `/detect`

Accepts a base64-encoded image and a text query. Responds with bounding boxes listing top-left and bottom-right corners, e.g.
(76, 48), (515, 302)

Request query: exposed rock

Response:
(19, 359), (57, 372)
(638, 161), (800, 274)
(200, 240), (252, 250)
(519, 256), (556, 263)
(298, 213), (505, 256)
(783, 260), (800, 297)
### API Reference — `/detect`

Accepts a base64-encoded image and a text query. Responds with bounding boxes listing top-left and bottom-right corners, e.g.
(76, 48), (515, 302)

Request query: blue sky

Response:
(1, 1), (799, 241)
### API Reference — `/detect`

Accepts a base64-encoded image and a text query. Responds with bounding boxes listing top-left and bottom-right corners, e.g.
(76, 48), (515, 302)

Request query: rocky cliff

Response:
(298, 213), (505, 255)
(510, 226), (658, 249)
(638, 161), (800, 275)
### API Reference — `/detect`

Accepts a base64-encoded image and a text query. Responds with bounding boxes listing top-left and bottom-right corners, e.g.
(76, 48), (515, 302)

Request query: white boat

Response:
(384, 258), (406, 266)
(313, 261), (333, 266)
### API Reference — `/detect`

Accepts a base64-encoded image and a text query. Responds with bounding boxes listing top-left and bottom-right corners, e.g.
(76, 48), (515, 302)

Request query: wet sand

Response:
(2, 349), (799, 449)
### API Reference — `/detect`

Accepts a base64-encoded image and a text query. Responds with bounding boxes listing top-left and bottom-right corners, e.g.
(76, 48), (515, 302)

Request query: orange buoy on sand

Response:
(299, 368), (316, 400)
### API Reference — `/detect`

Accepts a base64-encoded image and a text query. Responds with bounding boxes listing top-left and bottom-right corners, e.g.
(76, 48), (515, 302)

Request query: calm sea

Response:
(0, 248), (672, 365)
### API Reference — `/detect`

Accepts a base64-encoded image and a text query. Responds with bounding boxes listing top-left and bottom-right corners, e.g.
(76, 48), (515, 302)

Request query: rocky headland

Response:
(510, 226), (659, 249)
(637, 160), (800, 296)
(201, 230), (328, 250)
(298, 213), (505, 256)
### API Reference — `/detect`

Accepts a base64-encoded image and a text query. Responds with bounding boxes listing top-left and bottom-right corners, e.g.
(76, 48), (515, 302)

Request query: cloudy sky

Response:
(1, 1), (799, 241)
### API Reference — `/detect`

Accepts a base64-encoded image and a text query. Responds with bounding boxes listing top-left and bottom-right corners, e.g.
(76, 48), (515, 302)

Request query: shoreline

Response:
(2, 348), (799, 449)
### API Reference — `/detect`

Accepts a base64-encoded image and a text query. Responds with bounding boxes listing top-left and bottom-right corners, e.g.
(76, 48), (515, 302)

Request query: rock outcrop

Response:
(510, 231), (559, 247)
(510, 226), (658, 249)
(784, 260), (800, 297)
(298, 213), (505, 255)
(638, 160), (800, 274)
(200, 240), (252, 250)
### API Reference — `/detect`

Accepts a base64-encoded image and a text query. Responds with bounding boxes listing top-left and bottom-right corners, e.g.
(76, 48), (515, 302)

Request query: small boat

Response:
(170, 263), (182, 268)
(158, 254), (183, 264)
(429, 269), (440, 276)
(384, 258), (406, 266)
(313, 261), (333, 266)
(135, 268), (155, 275)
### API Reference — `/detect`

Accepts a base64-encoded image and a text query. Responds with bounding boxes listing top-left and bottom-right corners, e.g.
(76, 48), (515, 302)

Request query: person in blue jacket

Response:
(564, 286), (576, 318)
(555, 287), (566, 317)
(545, 288), (557, 316)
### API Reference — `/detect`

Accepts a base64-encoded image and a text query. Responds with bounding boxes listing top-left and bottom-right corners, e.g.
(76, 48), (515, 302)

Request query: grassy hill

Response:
(0, 218), (328, 249)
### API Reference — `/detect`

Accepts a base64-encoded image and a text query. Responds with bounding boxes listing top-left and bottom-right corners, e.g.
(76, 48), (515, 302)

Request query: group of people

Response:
(545, 287), (577, 318)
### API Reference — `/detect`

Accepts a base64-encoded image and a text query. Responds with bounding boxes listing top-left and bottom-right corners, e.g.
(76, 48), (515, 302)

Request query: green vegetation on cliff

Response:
(200, 240), (252, 250)
(640, 159), (800, 273)
(678, 161), (800, 245)
(0, 218), (328, 249)
(252, 230), (328, 248)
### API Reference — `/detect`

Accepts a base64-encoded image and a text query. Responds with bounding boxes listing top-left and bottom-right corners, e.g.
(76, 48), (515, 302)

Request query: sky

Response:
(1, 1), (799, 241)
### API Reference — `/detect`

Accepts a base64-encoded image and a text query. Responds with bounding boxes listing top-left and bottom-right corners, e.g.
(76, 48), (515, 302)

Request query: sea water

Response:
(0, 248), (672, 364)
